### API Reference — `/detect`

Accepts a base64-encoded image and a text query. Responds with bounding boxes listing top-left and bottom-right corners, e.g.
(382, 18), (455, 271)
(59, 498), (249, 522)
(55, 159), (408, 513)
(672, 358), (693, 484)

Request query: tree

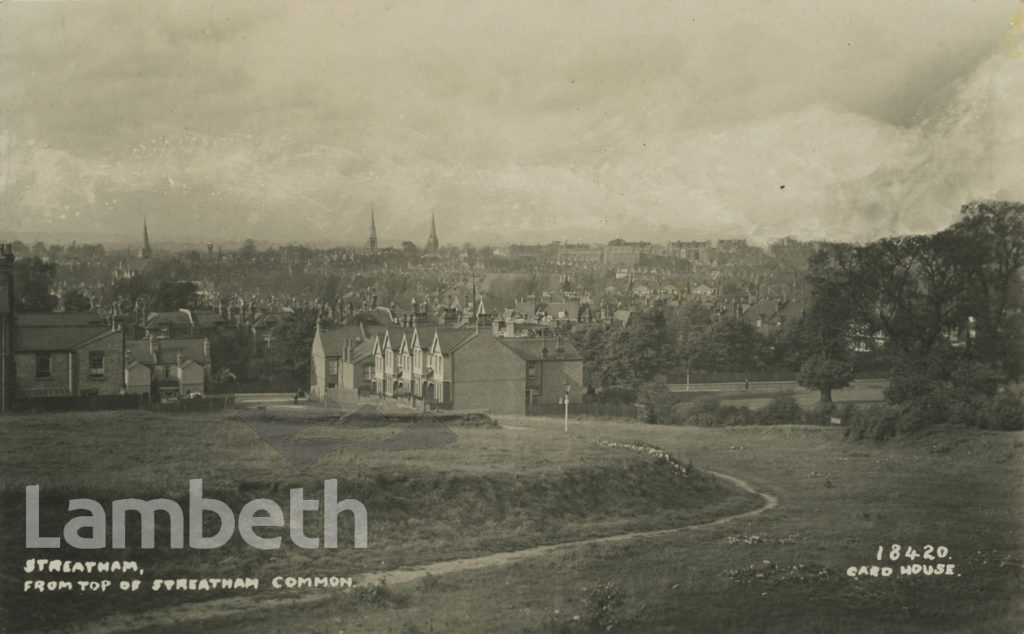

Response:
(61, 289), (92, 312)
(152, 281), (198, 311)
(788, 245), (858, 402)
(253, 308), (318, 390)
(570, 307), (674, 390)
(950, 201), (1024, 379)
(401, 241), (419, 256)
(797, 354), (853, 403)
(12, 258), (58, 311)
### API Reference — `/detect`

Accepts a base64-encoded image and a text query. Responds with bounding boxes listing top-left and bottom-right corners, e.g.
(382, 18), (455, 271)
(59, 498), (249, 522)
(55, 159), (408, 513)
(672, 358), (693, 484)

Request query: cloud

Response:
(2, 1), (1021, 245)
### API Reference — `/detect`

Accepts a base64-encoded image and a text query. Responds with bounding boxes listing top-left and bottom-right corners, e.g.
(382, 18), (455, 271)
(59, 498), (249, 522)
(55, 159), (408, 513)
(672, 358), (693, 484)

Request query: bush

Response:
(842, 403), (906, 441)
(802, 402), (836, 426)
(542, 583), (626, 633)
(636, 379), (674, 424)
(669, 397), (755, 427)
(976, 389), (1024, 431)
(755, 393), (803, 426)
(881, 347), (1024, 431)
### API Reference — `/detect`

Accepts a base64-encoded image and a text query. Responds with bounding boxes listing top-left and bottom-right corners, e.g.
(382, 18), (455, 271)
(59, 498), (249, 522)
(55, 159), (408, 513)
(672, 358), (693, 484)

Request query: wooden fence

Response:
(8, 393), (234, 414)
(10, 393), (150, 413)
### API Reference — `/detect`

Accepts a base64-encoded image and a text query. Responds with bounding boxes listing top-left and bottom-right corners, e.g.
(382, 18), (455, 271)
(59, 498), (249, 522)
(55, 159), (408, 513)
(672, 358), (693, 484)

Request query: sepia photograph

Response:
(1, 0), (1023, 631)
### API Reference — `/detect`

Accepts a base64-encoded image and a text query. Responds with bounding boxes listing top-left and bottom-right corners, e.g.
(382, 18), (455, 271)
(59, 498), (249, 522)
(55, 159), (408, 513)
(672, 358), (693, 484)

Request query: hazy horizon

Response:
(3, 1), (1024, 247)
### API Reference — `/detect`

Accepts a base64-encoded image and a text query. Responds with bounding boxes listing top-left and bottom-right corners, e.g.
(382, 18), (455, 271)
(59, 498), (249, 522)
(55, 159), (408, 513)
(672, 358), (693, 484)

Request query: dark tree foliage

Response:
(791, 245), (857, 402)
(152, 280), (199, 312)
(61, 289), (92, 312)
(571, 306), (675, 389)
(251, 307), (318, 390)
(687, 317), (765, 373)
(822, 200), (1024, 431)
(12, 257), (58, 311)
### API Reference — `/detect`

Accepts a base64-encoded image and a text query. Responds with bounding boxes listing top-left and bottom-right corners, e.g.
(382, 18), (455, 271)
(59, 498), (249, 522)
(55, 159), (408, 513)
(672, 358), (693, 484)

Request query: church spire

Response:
(367, 205), (378, 252)
(426, 213), (439, 252)
(142, 218), (152, 259)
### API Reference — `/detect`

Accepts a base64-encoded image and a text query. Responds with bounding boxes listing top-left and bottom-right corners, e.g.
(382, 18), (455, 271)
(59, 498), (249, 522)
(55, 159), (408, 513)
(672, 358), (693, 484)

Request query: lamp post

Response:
(562, 381), (571, 432)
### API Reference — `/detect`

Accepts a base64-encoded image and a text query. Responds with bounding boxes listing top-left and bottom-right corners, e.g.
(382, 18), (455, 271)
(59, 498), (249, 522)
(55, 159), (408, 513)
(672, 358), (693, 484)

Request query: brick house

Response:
(125, 336), (211, 399)
(11, 313), (126, 398)
(373, 328), (583, 415)
(309, 322), (386, 401)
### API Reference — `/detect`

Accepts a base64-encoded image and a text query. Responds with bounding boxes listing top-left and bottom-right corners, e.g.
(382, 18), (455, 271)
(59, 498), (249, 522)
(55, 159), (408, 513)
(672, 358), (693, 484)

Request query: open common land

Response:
(1, 406), (1021, 633)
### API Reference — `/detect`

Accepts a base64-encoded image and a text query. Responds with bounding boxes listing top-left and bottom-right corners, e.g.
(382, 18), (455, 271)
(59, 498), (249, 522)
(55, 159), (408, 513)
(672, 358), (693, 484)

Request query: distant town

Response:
(1, 201), (1021, 424)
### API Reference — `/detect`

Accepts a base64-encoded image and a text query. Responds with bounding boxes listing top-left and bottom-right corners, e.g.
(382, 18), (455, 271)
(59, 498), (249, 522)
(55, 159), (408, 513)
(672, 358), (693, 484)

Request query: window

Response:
(89, 351), (105, 378)
(527, 363), (537, 381)
(35, 354), (51, 379)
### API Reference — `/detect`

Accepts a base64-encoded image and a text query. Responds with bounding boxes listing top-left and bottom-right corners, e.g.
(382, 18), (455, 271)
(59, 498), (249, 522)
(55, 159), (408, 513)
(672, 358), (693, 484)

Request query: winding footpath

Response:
(81, 470), (777, 633)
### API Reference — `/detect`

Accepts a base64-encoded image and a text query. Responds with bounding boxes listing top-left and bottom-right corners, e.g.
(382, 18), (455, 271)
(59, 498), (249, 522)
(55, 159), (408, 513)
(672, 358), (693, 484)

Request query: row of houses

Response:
(6, 312), (211, 403)
(310, 321), (583, 415)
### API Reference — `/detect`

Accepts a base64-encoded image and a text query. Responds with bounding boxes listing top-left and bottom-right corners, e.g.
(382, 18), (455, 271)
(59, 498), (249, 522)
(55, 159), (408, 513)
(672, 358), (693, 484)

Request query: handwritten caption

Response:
(22, 559), (352, 593)
(846, 544), (958, 578)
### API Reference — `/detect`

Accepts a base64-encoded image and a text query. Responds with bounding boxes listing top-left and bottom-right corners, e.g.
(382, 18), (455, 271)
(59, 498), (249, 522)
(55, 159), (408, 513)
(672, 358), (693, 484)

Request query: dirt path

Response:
(80, 471), (777, 633)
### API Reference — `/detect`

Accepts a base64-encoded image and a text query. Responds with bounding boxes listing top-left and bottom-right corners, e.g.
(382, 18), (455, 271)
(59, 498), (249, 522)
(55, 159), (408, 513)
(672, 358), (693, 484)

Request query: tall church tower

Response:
(141, 219), (152, 259)
(367, 206), (378, 252)
(426, 214), (439, 252)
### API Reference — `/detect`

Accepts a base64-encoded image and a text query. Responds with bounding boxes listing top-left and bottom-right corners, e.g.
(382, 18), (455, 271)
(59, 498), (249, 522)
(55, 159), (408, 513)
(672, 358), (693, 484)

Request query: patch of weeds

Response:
(541, 583), (627, 633)
(721, 560), (835, 584)
(419, 572), (440, 592)
(401, 621), (437, 634)
(352, 578), (406, 608)
(725, 533), (803, 545)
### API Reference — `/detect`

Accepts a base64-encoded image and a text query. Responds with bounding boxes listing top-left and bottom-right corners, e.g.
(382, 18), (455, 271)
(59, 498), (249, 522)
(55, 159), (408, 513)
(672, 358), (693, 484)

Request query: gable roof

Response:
(349, 339), (376, 363)
(15, 312), (107, 328)
(497, 337), (582, 362)
(433, 329), (474, 353)
(145, 311), (193, 329)
(126, 338), (209, 366)
(319, 324), (388, 357)
(742, 300), (778, 323)
(12, 314), (114, 352)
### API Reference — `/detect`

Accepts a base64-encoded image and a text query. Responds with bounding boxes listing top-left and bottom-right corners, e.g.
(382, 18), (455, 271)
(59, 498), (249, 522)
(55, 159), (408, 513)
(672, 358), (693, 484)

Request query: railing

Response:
(526, 401), (638, 419)
(151, 395), (235, 413)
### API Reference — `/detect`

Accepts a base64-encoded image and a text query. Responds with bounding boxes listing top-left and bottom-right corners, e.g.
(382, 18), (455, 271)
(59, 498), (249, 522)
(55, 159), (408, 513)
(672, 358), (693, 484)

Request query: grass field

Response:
(1, 406), (1022, 633)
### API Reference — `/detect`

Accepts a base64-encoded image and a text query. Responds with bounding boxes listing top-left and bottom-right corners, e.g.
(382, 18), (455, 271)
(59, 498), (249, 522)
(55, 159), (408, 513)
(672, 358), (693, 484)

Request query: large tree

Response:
(950, 201), (1024, 379)
(252, 307), (318, 390)
(792, 245), (857, 403)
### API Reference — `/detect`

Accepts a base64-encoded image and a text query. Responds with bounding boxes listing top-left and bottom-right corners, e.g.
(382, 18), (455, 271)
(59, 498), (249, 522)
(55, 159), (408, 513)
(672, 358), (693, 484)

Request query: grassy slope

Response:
(0, 410), (759, 632)
(170, 416), (1024, 634)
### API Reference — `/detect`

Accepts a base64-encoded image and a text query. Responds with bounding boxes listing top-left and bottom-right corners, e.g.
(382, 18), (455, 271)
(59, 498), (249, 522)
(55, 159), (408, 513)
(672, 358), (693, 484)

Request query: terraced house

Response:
(373, 327), (583, 415)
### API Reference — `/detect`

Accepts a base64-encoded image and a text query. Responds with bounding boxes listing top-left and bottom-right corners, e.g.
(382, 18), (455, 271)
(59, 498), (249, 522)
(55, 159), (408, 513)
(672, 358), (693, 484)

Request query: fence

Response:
(10, 393), (150, 413)
(151, 395), (235, 413)
(207, 380), (298, 394)
(664, 370), (797, 384)
(526, 401), (638, 419)
(8, 393), (234, 414)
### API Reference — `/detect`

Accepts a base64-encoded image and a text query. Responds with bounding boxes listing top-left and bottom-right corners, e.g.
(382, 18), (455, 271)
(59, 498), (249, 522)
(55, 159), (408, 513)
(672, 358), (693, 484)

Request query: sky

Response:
(2, 0), (1023, 248)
